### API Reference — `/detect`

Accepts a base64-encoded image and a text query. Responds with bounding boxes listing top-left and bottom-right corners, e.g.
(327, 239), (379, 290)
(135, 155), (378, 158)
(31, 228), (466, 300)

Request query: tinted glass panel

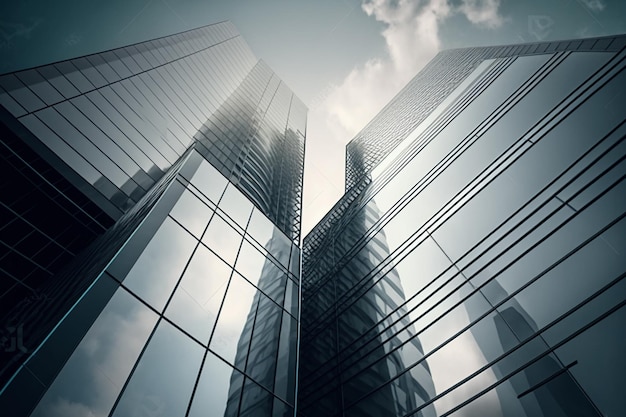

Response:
(122, 217), (197, 311)
(165, 245), (231, 344)
(16, 69), (64, 106)
(111, 320), (204, 417)
(210, 273), (258, 367)
(30, 287), (158, 417)
(37, 65), (80, 99)
(235, 240), (271, 287)
(188, 352), (244, 417)
(202, 214), (242, 265)
(239, 377), (273, 417)
(169, 188), (214, 238)
(0, 73), (45, 112)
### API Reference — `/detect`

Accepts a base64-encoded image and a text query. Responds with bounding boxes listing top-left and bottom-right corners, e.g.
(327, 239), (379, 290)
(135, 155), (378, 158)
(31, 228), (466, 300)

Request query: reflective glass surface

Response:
(169, 188), (214, 238)
(235, 239), (270, 286)
(210, 272), (258, 366)
(0, 21), (303, 417)
(187, 352), (244, 417)
(301, 43), (625, 417)
(202, 213), (243, 266)
(219, 184), (254, 229)
(111, 320), (204, 417)
(30, 286), (158, 417)
(165, 244), (232, 344)
(5, 17), (624, 417)
(122, 217), (197, 311)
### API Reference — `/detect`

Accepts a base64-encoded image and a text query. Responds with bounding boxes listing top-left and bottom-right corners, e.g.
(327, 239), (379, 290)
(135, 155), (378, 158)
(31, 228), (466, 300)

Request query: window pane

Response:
(188, 159), (228, 203)
(165, 245), (231, 344)
(202, 214), (242, 265)
(246, 292), (283, 390)
(55, 61), (94, 93)
(498, 214), (626, 332)
(219, 184), (253, 229)
(554, 302), (626, 417)
(283, 278), (298, 318)
(0, 73), (45, 112)
(0, 85), (27, 117)
(275, 311), (298, 405)
(289, 244), (300, 279)
(239, 377), (273, 417)
(265, 229), (291, 268)
(16, 69), (64, 106)
(20, 114), (101, 185)
(37, 106), (130, 189)
(122, 217), (197, 311)
(38, 65), (80, 99)
(169, 189), (214, 238)
(111, 320), (204, 417)
(235, 240), (271, 287)
(188, 352), (244, 417)
(58, 99), (143, 183)
(210, 273), (258, 367)
(246, 208), (274, 246)
(73, 57), (107, 88)
(30, 287), (158, 417)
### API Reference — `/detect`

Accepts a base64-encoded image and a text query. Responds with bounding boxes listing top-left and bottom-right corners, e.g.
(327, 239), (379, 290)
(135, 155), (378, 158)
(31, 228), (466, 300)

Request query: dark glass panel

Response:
(187, 352), (244, 417)
(37, 65), (80, 99)
(16, 69), (64, 106)
(239, 377), (273, 417)
(54, 61), (94, 93)
(0, 73), (45, 112)
(30, 286), (158, 417)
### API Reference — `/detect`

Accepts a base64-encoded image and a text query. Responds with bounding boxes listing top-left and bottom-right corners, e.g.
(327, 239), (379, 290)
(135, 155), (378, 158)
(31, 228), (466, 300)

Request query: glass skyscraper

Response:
(0, 21), (304, 416)
(2, 18), (625, 417)
(300, 34), (626, 416)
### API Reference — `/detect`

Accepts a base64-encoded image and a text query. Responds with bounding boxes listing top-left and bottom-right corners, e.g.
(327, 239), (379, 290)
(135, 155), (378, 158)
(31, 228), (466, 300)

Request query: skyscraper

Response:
(2, 18), (625, 417)
(299, 34), (626, 416)
(0, 21), (304, 416)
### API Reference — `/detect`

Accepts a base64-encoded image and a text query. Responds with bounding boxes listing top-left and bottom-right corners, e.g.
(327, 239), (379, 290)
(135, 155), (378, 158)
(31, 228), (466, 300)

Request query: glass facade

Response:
(2, 19), (625, 417)
(0, 21), (304, 417)
(300, 35), (626, 417)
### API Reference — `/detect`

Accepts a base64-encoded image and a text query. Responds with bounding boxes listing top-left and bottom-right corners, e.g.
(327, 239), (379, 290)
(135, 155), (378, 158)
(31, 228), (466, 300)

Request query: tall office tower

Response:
(299, 34), (626, 416)
(0, 21), (305, 416)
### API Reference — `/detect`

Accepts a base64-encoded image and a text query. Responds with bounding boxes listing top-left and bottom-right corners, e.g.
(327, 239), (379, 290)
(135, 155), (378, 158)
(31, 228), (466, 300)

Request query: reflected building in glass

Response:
(299, 34), (626, 416)
(0, 21), (304, 416)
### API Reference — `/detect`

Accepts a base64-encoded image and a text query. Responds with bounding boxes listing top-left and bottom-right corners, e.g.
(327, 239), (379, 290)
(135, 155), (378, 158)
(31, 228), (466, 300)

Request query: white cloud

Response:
(302, 0), (505, 234)
(322, 0), (449, 137)
(319, 0), (505, 140)
(458, 0), (506, 29)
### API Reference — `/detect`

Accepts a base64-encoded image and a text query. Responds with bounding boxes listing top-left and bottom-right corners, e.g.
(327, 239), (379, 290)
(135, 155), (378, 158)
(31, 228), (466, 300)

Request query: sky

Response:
(1, 0), (625, 236)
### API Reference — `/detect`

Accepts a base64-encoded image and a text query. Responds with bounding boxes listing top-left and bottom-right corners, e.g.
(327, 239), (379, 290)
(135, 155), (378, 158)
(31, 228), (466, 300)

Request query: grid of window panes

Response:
(0, 118), (113, 326)
(0, 144), (193, 392)
(0, 21), (257, 219)
(0, 20), (306, 398)
(1, 151), (300, 417)
(300, 39), (626, 417)
(344, 34), (626, 190)
(195, 59), (306, 242)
